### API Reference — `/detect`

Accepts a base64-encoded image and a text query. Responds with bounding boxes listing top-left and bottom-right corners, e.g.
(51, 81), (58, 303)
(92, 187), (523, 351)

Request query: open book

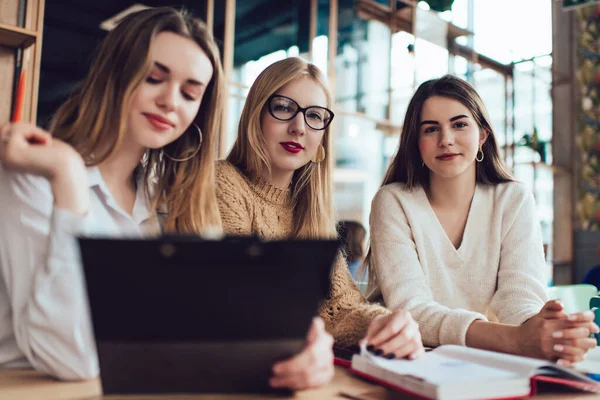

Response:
(350, 344), (600, 400)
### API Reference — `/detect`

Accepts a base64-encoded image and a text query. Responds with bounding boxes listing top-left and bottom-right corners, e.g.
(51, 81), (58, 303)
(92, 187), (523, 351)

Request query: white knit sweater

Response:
(368, 181), (548, 347)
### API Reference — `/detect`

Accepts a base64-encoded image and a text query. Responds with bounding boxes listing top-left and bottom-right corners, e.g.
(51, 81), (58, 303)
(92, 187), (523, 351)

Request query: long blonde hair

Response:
(50, 7), (223, 234)
(226, 57), (336, 239)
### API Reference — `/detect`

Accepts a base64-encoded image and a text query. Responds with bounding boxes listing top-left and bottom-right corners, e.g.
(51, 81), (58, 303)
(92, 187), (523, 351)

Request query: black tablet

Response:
(78, 235), (339, 395)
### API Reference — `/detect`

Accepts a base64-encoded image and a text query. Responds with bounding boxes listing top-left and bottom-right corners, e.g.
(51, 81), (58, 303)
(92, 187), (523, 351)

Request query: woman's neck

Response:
(98, 141), (145, 192)
(427, 166), (476, 210)
(261, 166), (294, 189)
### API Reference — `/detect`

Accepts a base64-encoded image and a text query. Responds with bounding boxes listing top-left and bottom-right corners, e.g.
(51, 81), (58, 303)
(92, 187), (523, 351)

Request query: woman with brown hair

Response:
(0, 7), (223, 380)
(216, 57), (423, 391)
(366, 75), (598, 365)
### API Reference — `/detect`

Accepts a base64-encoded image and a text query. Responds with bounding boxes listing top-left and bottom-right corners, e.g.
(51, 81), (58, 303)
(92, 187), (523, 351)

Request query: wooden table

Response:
(2, 366), (600, 400)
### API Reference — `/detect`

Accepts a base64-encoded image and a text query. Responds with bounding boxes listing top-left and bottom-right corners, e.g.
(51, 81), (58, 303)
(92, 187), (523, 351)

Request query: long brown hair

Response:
(226, 57), (336, 239)
(50, 7), (224, 233)
(382, 74), (512, 189)
(363, 75), (513, 295)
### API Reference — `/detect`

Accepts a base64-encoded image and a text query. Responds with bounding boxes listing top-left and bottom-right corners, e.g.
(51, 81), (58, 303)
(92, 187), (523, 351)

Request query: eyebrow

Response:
(419, 114), (469, 126)
(273, 94), (327, 109)
(153, 62), (204, 86)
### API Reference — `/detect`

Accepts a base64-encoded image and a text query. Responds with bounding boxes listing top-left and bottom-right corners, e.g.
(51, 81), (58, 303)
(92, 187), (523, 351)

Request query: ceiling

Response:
(38, 0), (370, 126)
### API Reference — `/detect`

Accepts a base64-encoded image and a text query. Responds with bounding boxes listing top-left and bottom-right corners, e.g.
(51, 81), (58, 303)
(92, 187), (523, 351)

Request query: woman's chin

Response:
(430, 168), (467, 179)
(272, 159), (309, 174)
(144, 137), (178, 152)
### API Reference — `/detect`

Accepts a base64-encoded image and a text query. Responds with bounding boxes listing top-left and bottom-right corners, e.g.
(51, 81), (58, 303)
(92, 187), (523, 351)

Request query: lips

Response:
(280, 142), (304, 154)
(144, 113), (174, 131)
(436, 153), (460, 161)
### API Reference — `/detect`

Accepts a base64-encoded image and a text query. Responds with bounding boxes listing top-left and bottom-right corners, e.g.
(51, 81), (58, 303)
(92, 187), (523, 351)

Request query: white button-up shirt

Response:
(0, 165), (158, 380)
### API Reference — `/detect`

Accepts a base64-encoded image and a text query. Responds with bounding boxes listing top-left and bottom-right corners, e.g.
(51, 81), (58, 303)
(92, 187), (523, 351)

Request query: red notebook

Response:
(348, 344), (600, 400)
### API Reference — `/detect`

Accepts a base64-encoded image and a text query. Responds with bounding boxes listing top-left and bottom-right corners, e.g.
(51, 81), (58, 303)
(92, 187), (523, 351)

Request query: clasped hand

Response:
(519, 300), (599, 366)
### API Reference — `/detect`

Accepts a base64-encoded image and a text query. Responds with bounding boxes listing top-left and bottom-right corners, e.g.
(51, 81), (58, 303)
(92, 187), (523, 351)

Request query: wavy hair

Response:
(226, 57), (336, 238)
(50, 7), (224, 233)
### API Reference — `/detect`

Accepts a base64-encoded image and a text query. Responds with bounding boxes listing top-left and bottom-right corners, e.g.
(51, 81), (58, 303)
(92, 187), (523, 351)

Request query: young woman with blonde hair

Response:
(216, 57), (423, 391)
(366, 75), (598, 365)
(0, 7), (223, 380)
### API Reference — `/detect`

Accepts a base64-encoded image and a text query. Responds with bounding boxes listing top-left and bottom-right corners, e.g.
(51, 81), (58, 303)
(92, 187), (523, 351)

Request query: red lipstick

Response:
(280, 141), (304, 154)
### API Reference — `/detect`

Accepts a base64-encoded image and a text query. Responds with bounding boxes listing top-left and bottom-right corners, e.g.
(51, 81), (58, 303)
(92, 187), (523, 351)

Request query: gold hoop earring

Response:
(421, 160), (425, 168)
(163, 123), (203, 162)
(312, 144), (325, 164)
(476, 147), (484, 162)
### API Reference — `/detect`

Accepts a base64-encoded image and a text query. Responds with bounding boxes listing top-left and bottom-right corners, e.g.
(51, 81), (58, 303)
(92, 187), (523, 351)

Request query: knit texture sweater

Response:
(216, 160), (389, 347)
(368, 181), (548, 348)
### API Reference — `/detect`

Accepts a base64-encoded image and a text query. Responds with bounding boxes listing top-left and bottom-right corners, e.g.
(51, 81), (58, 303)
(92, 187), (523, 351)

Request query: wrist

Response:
(50, 158), (89, 216)
(47, 148), (85, 181)
(505, 324), (523, 356)
(466, 320), (522, 355)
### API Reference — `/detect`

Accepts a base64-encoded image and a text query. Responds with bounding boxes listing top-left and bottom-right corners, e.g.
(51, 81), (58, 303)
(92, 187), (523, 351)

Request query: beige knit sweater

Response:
(216, 160), (389, 347)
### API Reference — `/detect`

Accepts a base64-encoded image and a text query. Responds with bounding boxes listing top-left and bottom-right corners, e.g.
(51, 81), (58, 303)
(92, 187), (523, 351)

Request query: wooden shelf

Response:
(0, 23), (36, 48)
(448, 24), (472, 40)
(0, 0), (45, 123)
(358, 0), (472, 38)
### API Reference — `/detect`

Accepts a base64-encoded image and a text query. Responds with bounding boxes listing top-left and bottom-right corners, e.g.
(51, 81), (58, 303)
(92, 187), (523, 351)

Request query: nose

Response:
(288, 112), (306, 136)
(438, 126), (454, 147)
(157, 83), (179, 112)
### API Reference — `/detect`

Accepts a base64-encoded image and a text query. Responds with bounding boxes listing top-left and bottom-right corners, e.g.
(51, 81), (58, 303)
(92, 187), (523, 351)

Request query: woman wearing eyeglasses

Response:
(215, 57), (423, 391)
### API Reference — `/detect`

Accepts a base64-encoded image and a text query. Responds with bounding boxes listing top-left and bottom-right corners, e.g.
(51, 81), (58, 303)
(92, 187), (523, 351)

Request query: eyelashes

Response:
(145, 77), (197, 101)
(422, 122), (469, 134)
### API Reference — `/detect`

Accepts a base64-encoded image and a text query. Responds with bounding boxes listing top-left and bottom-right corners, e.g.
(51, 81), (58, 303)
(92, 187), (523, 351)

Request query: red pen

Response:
(12, 49), (28, 123)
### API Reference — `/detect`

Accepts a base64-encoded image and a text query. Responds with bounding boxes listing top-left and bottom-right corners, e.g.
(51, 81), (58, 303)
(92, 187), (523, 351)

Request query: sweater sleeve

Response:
(215, 162), (252, 235)
(369, 186), (487, 347)
(319, 253), (390, 348)
(489, 184), (547, 324)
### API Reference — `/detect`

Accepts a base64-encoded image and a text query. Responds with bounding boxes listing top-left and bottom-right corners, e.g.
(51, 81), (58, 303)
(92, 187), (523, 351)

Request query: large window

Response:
(220, 0), (554, 282)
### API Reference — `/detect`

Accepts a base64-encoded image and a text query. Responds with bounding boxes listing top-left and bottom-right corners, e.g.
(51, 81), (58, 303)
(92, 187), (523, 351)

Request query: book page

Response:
(358, 343), (519, 385)
(434, 345), (598, 384)
(435, 345), (547, 376)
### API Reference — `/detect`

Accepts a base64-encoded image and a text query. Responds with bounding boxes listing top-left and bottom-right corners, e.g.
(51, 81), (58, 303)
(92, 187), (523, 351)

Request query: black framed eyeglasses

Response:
(267, 95), (334, 131)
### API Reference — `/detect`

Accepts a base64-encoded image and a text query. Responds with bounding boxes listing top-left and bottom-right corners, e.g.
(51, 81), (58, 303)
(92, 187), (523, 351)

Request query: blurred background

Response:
(1, 0), (598, 286)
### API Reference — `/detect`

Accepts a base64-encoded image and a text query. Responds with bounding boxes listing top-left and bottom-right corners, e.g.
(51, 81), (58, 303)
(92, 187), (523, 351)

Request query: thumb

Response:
(542, 299), (564, 312)
(538, 299), (566, 319)
(307, 317), (325, 345)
